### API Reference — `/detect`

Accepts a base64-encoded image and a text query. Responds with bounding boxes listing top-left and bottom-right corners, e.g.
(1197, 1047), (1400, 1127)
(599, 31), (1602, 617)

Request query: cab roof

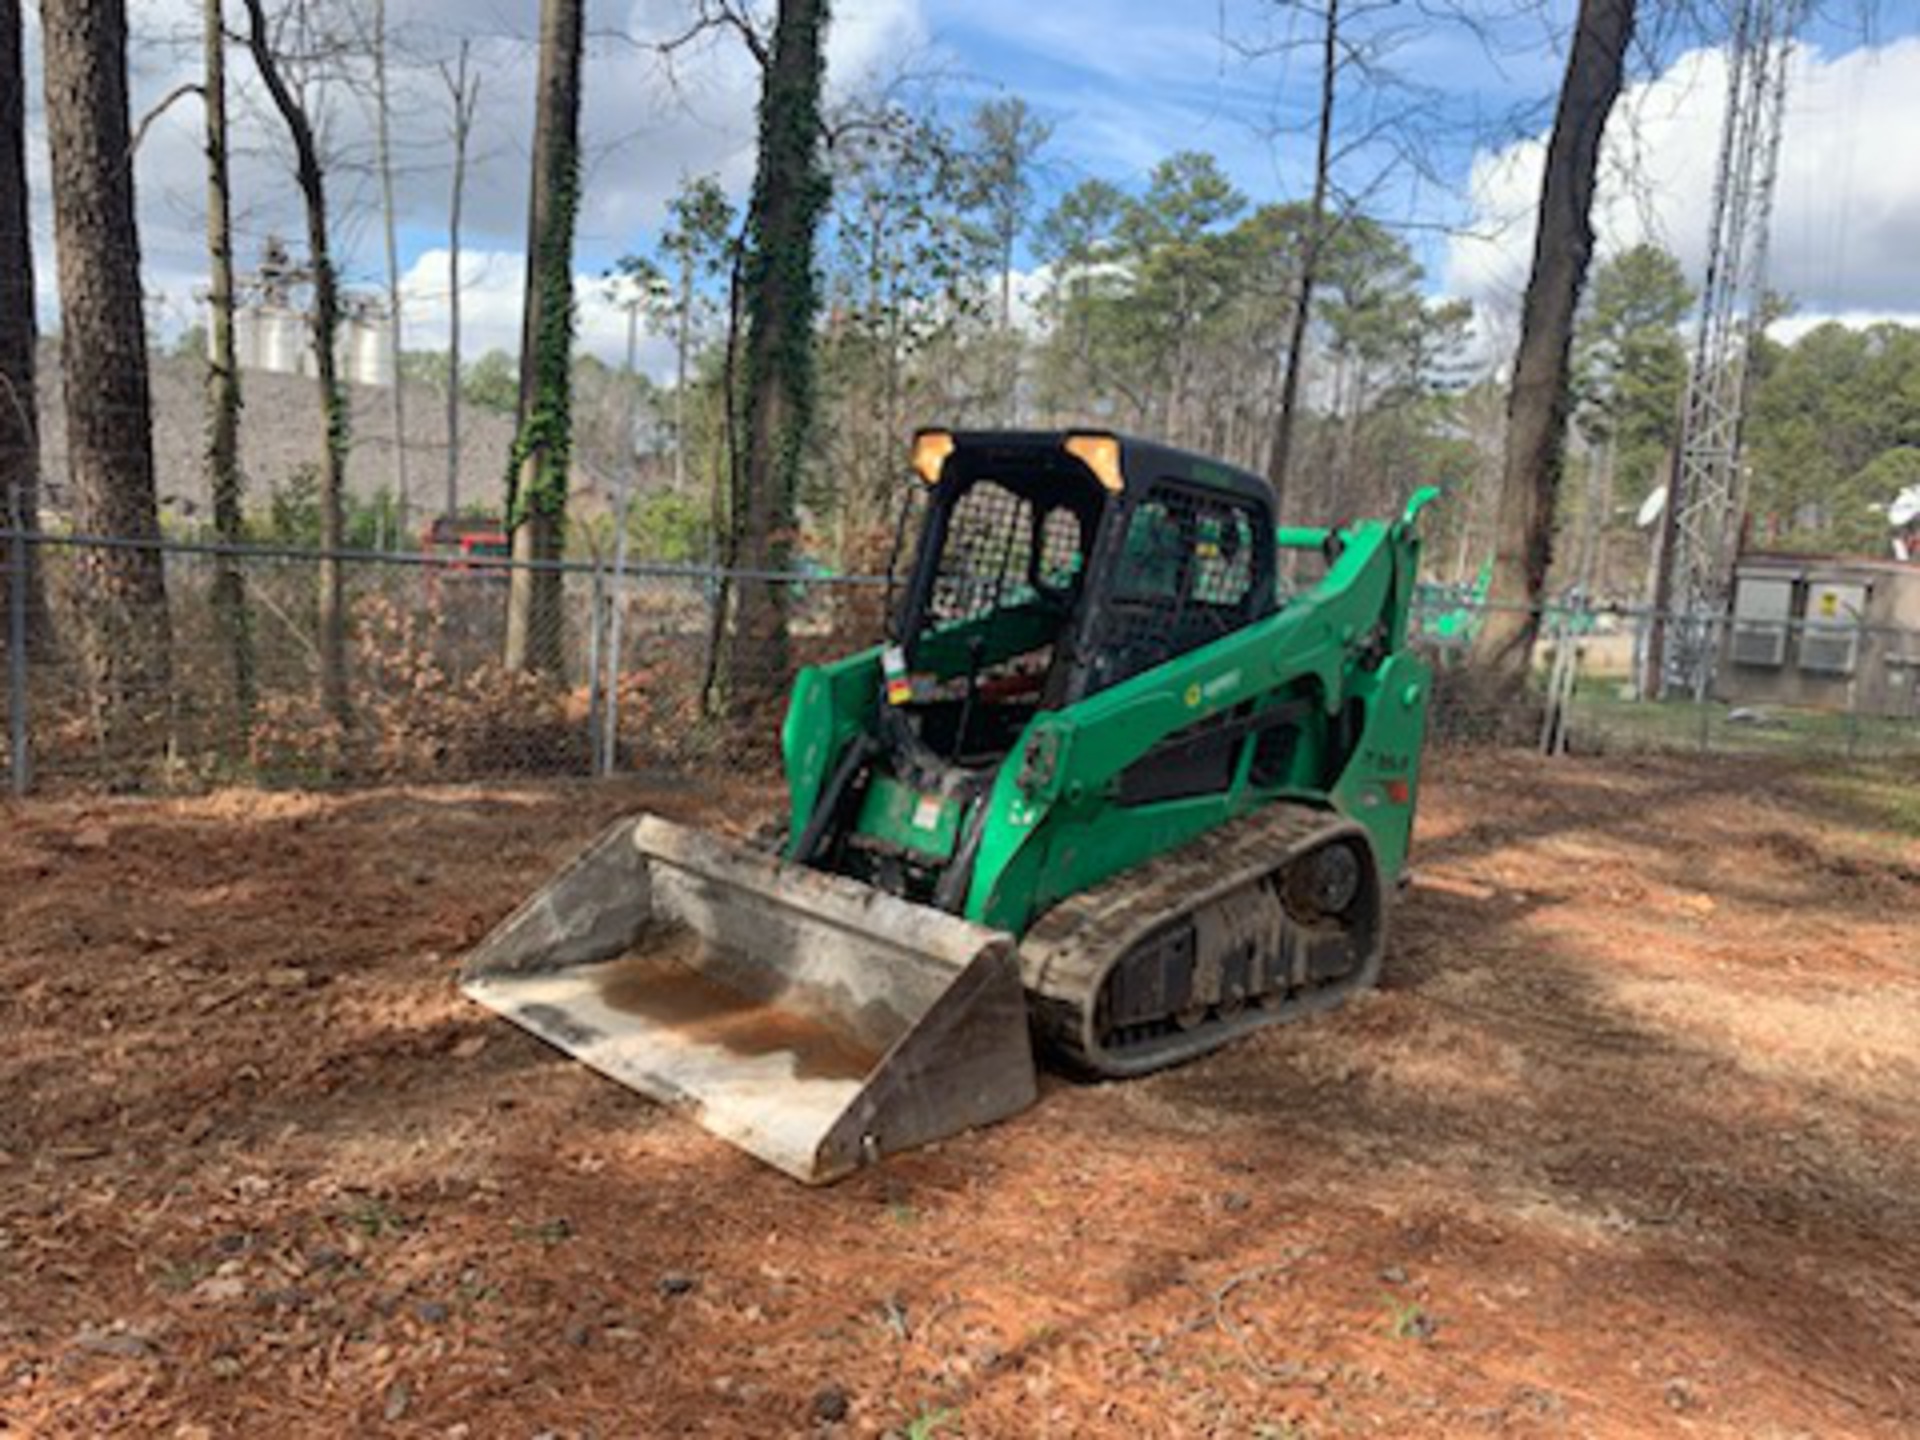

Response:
(928, 429), (1277, 514)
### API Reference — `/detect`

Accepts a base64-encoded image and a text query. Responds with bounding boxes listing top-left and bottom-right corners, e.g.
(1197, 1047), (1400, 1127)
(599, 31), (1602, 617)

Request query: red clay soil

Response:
(2, 751), (1917, 1438)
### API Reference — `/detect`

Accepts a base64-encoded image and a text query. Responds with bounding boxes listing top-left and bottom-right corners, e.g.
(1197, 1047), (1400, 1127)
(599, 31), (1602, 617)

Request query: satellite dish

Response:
(1890, 484), (1920, 530)
(1636, 485), (1668, 529)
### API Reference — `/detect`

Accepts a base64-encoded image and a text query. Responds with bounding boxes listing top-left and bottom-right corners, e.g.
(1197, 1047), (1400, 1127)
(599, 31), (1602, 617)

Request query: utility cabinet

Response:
(1718, 555), (1920, 718)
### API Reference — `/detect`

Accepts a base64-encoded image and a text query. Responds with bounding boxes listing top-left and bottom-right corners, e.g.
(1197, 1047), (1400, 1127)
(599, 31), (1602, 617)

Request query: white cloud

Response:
(26, 0), (928, 360)
(397, 246), (679, 376)
(1446, 37), (1920, 337)
(1767, 309), (1920, 344)
(31, 1), (1917, 384)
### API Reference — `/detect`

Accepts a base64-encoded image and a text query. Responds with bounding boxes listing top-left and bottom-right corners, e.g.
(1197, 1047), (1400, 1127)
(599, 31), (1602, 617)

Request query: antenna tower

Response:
(1652, 0), (1803, 696)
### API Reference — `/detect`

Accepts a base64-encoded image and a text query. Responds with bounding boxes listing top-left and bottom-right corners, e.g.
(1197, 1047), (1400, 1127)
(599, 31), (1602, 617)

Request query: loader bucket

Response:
(459, 815), (1037, 1183)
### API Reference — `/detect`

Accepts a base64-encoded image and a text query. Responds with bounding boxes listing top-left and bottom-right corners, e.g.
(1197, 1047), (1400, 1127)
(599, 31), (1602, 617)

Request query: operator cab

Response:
(888, 430), (1277, 773)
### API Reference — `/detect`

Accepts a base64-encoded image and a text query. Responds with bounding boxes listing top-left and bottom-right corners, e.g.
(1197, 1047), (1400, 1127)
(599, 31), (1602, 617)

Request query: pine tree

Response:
(41, 0), (173, 762)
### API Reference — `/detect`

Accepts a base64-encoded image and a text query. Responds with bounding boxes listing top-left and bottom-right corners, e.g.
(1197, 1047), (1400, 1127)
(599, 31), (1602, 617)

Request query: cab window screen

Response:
(1192, 508), (1254, 605)
(1037, 505), (1085, 592)
(926, 480), (1092, 625)
(928, 479), (1038, 625)
(1094, 483), (1266, 692)
(1114, 500), (1186, 600)
(1112, 487), (1258, 609)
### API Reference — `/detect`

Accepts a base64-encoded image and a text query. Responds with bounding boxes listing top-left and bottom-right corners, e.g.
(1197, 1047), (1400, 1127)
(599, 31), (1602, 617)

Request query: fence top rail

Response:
(0, 528), (893, 588)
(1408, 595), (1920, 642)
(9, 529), (1917, 642)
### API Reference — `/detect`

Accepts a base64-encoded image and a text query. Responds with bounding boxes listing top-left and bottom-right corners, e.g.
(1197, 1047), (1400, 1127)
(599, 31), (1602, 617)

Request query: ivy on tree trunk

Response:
(1472, 0), (1636, 690)
(503, 0), (583, 679)
(204, 0), (255, 729)
(723, 0), (832, 720)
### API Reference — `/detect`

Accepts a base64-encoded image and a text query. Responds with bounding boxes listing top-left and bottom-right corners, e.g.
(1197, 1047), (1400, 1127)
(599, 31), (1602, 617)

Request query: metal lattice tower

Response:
(1656, 0), (1802, 696)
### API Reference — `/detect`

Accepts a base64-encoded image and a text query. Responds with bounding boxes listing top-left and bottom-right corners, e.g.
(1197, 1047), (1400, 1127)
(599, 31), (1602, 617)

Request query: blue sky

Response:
(923, 0), (1566, 188)
(40, 0), (1920, 368)
(913, 0), (1916, 302)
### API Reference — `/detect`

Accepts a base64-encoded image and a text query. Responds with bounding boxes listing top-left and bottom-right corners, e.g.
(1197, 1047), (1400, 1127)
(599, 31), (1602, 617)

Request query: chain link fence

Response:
(0, 530), (889, 794)
(1414, 596), (1920, 761)
(4, 528), (1916, 796)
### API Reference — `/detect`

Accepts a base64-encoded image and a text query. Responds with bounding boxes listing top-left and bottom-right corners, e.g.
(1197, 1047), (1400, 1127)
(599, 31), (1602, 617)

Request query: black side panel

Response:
(1117, 699), (1312, 808)
(1116, 714), (1242, 806)
(1248, 716), (1300, 789)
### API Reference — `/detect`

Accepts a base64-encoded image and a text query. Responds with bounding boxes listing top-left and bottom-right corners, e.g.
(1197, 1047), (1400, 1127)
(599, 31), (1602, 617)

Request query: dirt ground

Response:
(2, 750), (1917, 1439)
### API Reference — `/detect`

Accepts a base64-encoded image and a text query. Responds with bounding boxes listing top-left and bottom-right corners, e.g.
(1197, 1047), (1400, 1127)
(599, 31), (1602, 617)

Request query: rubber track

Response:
(1019, 801), (1384, 1077)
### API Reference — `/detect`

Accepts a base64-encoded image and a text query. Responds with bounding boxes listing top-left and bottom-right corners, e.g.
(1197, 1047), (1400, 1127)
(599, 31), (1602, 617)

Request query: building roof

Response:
(1739, 548), (1919, 577)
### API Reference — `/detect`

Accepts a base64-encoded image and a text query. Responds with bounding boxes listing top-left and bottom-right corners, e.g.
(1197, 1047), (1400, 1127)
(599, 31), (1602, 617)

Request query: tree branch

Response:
(131, 81), (203, 157)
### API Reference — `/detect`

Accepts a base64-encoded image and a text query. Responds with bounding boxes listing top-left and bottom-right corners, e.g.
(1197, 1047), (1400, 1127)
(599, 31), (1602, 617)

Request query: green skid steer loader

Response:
(463, 431), (1436, 1182)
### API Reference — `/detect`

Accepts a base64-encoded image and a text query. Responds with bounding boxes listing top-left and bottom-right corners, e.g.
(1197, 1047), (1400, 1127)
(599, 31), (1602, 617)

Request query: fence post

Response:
(599, 574), (627, 779)
(6, 496), (28, 797)
(601, 477), (635, 781)
(585, 564), (606, 778)
(1844, 612), (1864, 762)
(1693, 613), (1713, 754)
(1538, 617), (1565, 755)
(1629, 606), (1650, 703)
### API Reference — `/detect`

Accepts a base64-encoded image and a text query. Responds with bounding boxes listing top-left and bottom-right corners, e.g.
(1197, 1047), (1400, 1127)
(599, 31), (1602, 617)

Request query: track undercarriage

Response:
(1021, 803), (1384, 1076)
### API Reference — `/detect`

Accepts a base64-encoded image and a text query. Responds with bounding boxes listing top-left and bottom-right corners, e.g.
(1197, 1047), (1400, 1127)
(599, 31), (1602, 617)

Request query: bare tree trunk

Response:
(1576, 434), (1612, 591)
(1265, 0), (1339, 522)
(999, 233), (1013, 336)
(440, 41), (476, 518)
(41, 0), (172, 764)
(0, 0), (47, 652)
(204, 0), (252, 724)
(370, 0), (408, 536)
(503, 0), (582, 678)
(1335, 349), (1362, 511)
(724, 0), (831, 720)
(243, 0), (350, 724)
(1165, 271), (1190, 443)
(674, 252), (690, 494)
(1074, 270), (1093, 398)
(699, 233), (747, 714)
(1471, 0), (1635, 687)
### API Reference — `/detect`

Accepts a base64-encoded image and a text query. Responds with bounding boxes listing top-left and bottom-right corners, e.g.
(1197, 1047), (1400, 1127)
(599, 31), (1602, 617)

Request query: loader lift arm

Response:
(965, 496), (1434, 932)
